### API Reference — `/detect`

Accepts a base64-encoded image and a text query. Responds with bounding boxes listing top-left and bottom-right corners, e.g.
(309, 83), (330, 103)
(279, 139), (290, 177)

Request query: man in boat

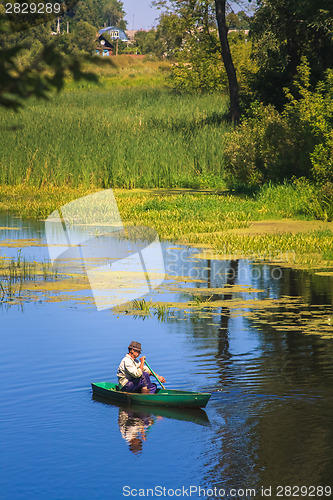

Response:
(117, 341), (165, 394)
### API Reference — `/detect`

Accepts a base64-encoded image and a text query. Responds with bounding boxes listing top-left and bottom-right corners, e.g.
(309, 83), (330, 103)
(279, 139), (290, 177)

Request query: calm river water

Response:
(1, 214), (333, 500)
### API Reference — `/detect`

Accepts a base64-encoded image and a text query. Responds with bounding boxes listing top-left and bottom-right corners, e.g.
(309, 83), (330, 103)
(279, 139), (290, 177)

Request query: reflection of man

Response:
(117, 341), (165, 394)
(118, 409), (157, 455)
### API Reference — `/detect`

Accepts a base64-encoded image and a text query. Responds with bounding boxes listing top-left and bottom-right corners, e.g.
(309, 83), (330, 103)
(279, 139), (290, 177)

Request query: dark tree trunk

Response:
(214, 0), (240, 124)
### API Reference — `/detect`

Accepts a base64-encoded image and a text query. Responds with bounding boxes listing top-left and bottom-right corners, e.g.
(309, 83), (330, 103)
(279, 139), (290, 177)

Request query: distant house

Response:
(96, 34), (114, 55)
(97, 27), (128, 56)
(98, 26), (128, 42)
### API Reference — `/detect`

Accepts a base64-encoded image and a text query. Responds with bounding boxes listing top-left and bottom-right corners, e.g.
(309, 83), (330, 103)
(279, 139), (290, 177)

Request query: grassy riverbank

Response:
(0, 69), (228, 189)
(0, 59), (332, 271)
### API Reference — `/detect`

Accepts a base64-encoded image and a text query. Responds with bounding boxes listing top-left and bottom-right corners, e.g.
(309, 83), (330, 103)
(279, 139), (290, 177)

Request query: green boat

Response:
(91, 382), (211, 408)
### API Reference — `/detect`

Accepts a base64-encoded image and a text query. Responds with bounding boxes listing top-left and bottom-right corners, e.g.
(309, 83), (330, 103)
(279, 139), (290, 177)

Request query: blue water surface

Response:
(1, 215), (333, 500)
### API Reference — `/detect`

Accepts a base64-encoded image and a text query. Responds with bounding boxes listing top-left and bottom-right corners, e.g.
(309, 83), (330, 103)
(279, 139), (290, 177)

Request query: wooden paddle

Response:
(144, 360), (166, 390)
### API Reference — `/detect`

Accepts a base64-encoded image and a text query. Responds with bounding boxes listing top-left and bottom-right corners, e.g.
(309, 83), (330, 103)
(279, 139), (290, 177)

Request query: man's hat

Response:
(128, 341), (142, 352)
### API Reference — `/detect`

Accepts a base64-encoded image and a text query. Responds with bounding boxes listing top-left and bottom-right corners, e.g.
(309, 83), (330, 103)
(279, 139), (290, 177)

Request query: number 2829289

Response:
(5, 3), (61, 14)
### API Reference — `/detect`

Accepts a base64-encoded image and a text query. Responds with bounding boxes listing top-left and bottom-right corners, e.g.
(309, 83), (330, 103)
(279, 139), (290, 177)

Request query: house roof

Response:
(98, 26), (128, 41)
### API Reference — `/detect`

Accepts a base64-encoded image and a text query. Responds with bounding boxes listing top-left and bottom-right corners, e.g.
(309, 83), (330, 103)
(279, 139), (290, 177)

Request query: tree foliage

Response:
(133, 13), (186, 58)
(250, 0), (333, 108)
(226, 11), (250, 30)
(66, 0), (126, 30)
(223, 59), (333, 189)
(134, 30), (160, 56)
(153, 0), (244, 122)
(103, 0), (126, 29)
(0, 12), (111, 110)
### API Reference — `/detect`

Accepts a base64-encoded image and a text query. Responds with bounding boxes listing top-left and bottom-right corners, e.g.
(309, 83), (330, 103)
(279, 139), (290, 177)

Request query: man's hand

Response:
(139, 356), (146, 370)
(157, 375), (166, 383)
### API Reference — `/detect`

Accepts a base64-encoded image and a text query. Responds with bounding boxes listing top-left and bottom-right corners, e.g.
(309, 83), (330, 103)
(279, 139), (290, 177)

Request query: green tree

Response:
(226, 12), (241, 29)
(153, 0), (243, 122)
(103, 0), (126, 29)
(226, 11), (250, 30)
(70, 0), (103, 28)
(0, 13), (109, 110)
(156, 12), (186, 58)
(222, 59), (333, 189)
(67, 0), (126, 30)
(71, 20), (97, 54)
(237, 10), (250, 29)
(134, 29), (161, 56)
(250, 0), (333, 108)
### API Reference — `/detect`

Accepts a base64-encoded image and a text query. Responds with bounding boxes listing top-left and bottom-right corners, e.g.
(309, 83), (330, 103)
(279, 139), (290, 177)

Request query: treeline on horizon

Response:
(0, 0), (251, 58)
(0, 0), (127, 59)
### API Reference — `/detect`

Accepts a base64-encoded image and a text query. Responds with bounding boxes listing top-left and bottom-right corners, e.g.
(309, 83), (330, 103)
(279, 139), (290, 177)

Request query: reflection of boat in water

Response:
(92, 393), (211, 427)
(92, 393), (210, 454)
(91, 382), (211, 408)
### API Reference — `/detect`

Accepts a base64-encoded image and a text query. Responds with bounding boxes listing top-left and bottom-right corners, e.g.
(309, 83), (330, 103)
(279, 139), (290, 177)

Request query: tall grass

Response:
(0, 253), (59, 302)
(0, 84), (229, 189)
(68, 58), (172, 89)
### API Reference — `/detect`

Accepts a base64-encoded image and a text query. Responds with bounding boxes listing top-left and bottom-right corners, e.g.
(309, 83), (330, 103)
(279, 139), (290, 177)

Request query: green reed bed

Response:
(113, 184), (326, 238)
(0, 184), (98, 219)
(180, 229), (333, 268)
(130, 298), (170, 322)
(0, 184), (332, 270)
(113, 188), (333, 269)
(0, 85), (229, 189)
(0, 252), (59, 302)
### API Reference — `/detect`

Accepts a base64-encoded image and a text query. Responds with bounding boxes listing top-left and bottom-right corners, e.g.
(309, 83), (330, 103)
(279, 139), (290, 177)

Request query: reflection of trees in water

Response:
(126, 253), (333, 488)
(205, 263), (333, 492)
(168, 255), (333, 492)
(203, 258), (264, 494)
(172, 257), (333, 492)
(216, 260), (239, 362)
(245, 264), (333, 383)
(163, 252), (333, 389)
(280, 268), (333, 307)
(252, 264), (333, 309)
(168, 259), (239, 367)
(252, 396), (333, 489)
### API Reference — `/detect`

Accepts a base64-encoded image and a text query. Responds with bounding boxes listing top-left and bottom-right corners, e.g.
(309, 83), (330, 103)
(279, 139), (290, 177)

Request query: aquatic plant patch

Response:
(1, 186), (333, 270)
(1, 245), (332, 340)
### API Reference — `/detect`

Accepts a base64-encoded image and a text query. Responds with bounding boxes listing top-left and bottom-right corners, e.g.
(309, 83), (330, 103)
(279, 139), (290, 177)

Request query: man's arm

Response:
(141, 357), (166, 384)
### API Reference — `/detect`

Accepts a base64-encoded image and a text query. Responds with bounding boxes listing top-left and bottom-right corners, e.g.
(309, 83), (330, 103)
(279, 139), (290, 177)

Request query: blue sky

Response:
(122, 1), (255, 31)
(122, 0), (160, 30)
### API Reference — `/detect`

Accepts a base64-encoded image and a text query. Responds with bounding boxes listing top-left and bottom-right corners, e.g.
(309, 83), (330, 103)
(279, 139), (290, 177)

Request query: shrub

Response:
(257, 179), (333, 222)
(284, 59), (333, 184)
(170, 29), (226, 93)
(290, 178), (333, 221)
(170, 31), (255, 94)
(223, 59), (333, 189)
(222, 102), (298, 188)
